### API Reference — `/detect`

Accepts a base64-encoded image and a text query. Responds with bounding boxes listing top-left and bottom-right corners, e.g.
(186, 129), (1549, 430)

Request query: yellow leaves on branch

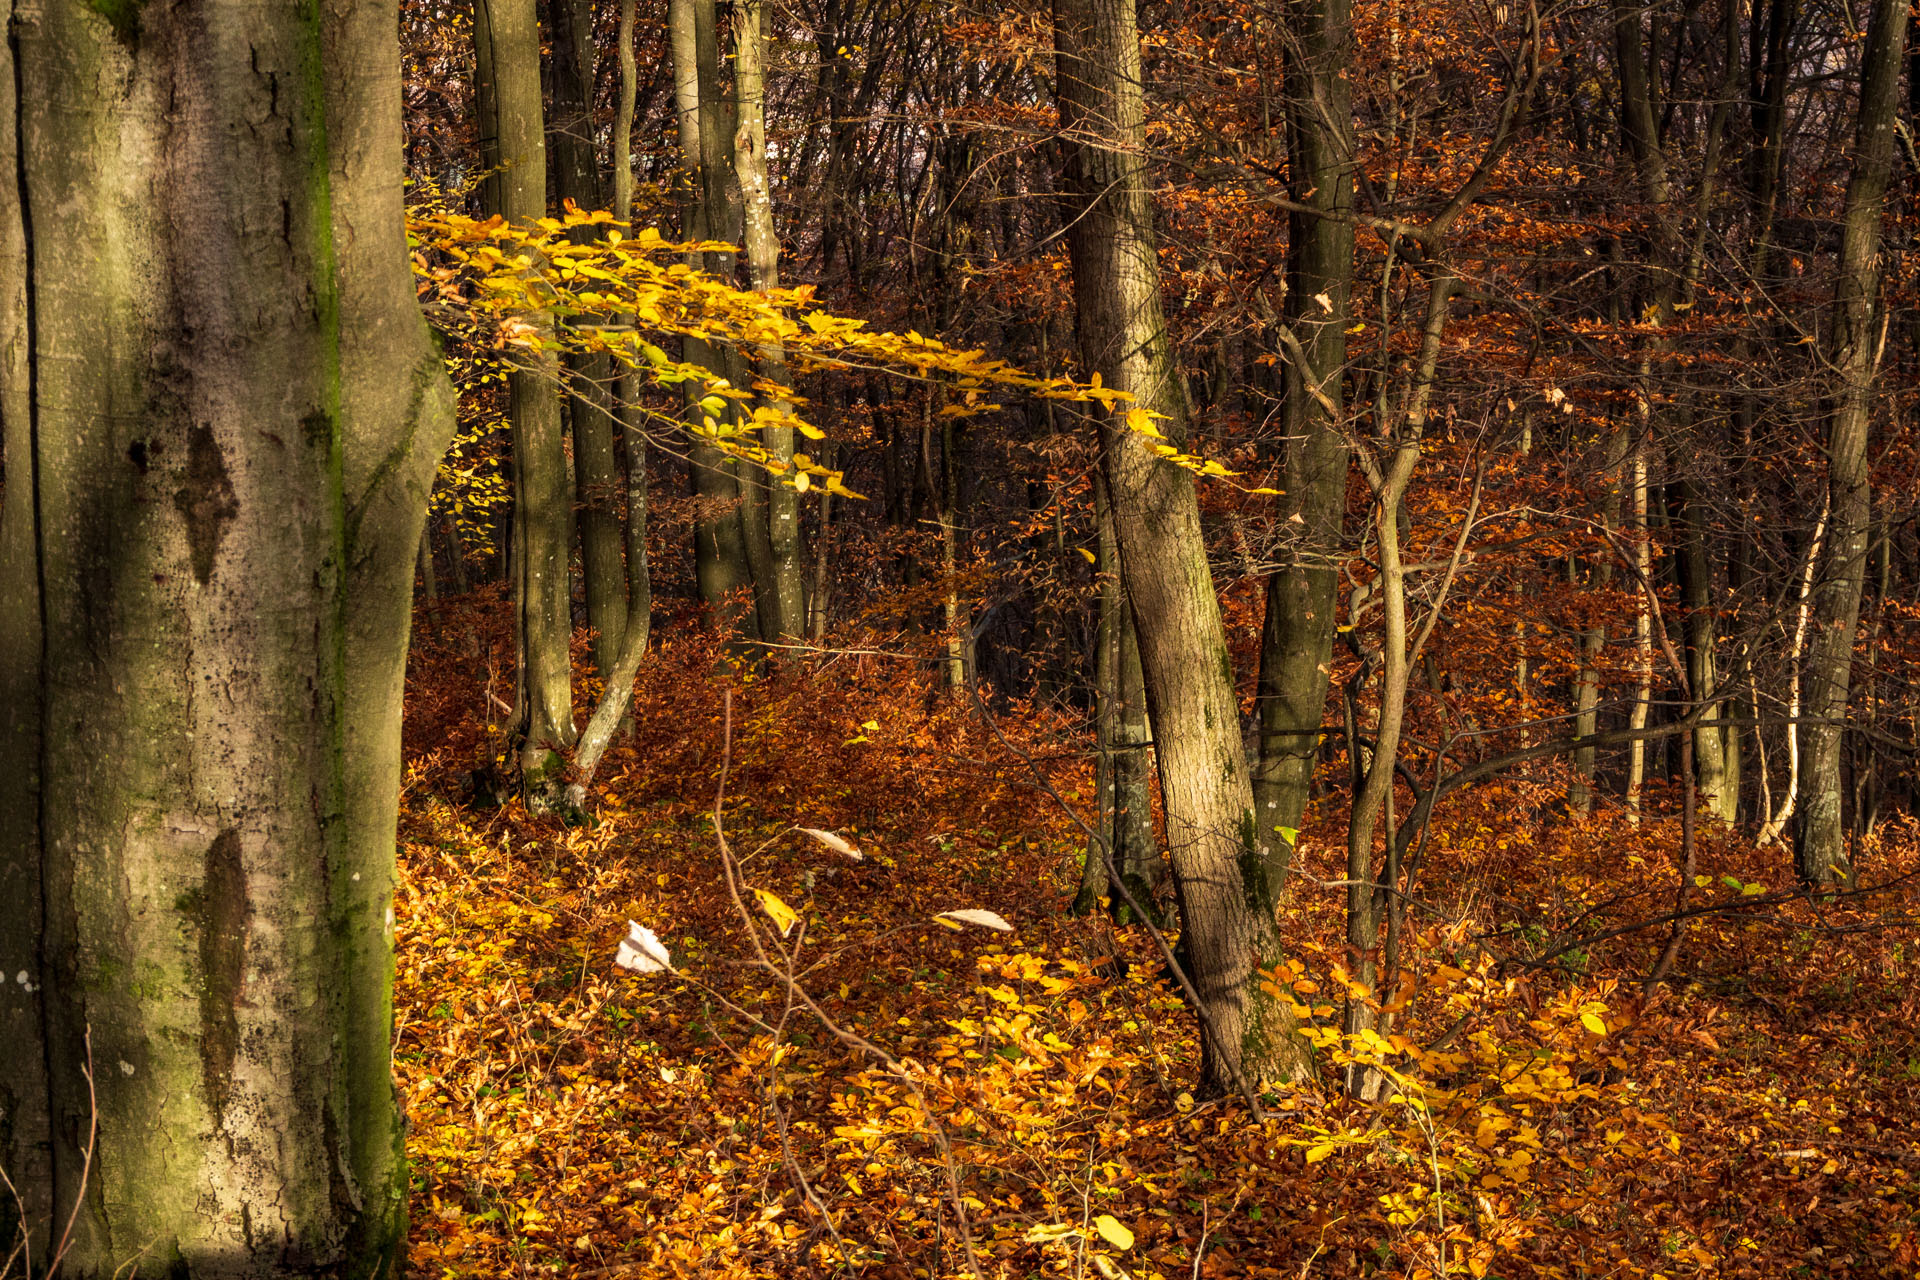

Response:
(408, 203), (1250, 492)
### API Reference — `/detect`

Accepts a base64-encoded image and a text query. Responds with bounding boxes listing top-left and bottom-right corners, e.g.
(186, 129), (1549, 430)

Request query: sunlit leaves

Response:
(752, 887), (800, 937)
(1092, 1214), (1135, 1250)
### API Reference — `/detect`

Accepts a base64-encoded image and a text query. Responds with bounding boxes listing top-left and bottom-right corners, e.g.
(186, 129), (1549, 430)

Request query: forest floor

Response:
(394, 599), (1920, 1280)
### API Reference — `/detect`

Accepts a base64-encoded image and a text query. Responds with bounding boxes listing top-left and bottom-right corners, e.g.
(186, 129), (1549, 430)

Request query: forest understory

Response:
(393, 596), (1920, 1280)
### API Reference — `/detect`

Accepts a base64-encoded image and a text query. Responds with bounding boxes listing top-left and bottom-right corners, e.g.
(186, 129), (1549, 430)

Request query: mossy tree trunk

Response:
(0, 1), (454, 1273)
(1053, 0), (1311, 1094)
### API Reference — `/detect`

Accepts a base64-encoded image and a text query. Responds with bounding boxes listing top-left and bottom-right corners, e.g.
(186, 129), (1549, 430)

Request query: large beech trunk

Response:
(0, 1), (453, 1272)
(1053, 0), (1310, 1093)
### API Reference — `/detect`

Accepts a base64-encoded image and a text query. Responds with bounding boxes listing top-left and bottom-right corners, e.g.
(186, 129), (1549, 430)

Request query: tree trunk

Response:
(732, 0), (807, 642)
(547, 0), (630, 680)
(1054, 0), (1310, 1093)
(0, 2), (454, 1271)
(1675, 479), (1733, 824)
(1797, 0), (1906, 883)
(1077, 474), (1158, 920)
(612, 0), (652, 670)
(669, 0), (758, 639)
(476, 0), (576, 792)
(1252, 0), (1356, 871)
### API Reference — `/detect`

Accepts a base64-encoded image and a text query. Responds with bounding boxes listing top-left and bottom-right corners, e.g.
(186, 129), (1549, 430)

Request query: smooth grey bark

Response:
(0, 1), (454, 1273)
(732, 0), (807, 642)
(475, 0), (577, 790)
(1054, 0), (1310, 1094)
(1252, 0), (1356, 873)
(1797, 0), (1907, 883)
(670, 0), (758, 638)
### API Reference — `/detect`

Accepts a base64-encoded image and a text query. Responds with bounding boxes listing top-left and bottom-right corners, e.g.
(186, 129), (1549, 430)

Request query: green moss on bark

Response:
(86, 0), (142, 44)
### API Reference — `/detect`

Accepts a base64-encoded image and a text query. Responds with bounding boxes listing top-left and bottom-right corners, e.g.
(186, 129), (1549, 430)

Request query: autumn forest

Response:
(3, 0), (1919, 1275)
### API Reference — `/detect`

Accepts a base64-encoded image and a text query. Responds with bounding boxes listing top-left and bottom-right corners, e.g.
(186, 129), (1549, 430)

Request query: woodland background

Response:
(5, 0), (1919, 1275)
(380, 0), (1920, 1274)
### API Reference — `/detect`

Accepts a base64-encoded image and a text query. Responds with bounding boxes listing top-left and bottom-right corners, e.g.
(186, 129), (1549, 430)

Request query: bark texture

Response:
(1797, 0), (1906, 882)
(475, 0), (576, 788)
(0, 1), (454, 1273)
(1253, 0), (1356, 871)
(1053, 0), (1310, 1093)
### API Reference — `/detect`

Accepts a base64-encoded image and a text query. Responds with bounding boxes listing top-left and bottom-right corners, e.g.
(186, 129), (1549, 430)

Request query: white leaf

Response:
(934, 908), (1014, 933)
(614, 921), (672, 974)
(797, 827), (863, 860)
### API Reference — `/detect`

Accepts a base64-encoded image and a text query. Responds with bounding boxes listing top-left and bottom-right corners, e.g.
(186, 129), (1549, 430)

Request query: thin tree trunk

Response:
(1797, 0), (1906, 884)
(1253, 0), (1356, 872)
(1625, 445), (1652, 824)
(475, 0), (576, 793)
(670, 0), (757, 638)
(1077, 473), (1157, 919)
(732, 0), (807, 642)
(1675, 479), (1732, 824)
(809, 443), (838, 640)
(549, 0), (627, 678)
(1054, 0), (1310, 1093)
(1759, 500), (1828, 845)
(613, 0), (652, 667)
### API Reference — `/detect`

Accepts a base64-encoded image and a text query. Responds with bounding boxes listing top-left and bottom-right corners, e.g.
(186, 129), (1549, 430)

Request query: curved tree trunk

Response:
(0, 1), (454, 1272)
(1053, 0), (1310, 1094)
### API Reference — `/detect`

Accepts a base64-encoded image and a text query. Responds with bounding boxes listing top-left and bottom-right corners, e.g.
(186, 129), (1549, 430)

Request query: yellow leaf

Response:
(1025, 1223), (1079, 1244)
(1077, 547), (1097, 564)
(1305, 1143), (1337, 1163)
(1580, 1012), (1608, 1036)
(753, 888), (800, 937)
(1093, 1215), (1134, 1251)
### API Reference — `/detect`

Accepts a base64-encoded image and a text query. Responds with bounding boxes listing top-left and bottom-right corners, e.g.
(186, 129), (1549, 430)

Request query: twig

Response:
(48, 1025), (98, 1276)
(709, 688), (988, 1280)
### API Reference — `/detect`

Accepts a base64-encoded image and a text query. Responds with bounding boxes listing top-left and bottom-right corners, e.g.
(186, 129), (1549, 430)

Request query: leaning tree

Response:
(0, 1), (453, 1274)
